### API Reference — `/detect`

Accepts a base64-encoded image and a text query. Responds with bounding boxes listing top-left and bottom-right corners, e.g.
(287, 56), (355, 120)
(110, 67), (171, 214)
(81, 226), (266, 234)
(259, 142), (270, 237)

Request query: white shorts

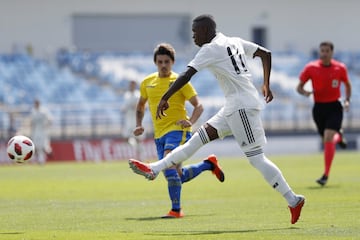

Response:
(207, 108), (267, 152)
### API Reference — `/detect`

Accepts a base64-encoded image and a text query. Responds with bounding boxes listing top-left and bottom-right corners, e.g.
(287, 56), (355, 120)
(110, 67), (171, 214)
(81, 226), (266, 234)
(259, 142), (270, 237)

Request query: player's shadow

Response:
(0, 232), (25, 235)
(307, 184), (341, 190)
(125, 216), (165, 221)
(125, 216), (301, 236)
(145, 227), (300, 236)
(125, 213), (216, 221)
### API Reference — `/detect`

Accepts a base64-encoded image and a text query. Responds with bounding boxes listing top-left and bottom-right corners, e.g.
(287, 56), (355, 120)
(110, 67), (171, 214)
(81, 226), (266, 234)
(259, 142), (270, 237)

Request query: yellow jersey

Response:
(140, 72), (197, 139)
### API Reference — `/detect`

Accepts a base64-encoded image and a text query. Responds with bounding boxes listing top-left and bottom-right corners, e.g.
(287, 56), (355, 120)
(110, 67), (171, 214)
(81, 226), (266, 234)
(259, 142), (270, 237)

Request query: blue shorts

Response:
(154, 131), (191, 160)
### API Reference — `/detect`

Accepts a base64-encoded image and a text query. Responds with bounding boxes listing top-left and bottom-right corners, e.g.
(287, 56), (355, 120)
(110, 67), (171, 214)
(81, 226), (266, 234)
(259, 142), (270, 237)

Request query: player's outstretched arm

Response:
(176, 95), (203, 128)
(156, 67), (198, 119)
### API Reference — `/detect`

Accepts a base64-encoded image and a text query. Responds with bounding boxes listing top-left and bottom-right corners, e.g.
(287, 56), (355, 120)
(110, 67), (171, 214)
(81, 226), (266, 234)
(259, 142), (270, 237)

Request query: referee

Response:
(297, 41), (352, 186)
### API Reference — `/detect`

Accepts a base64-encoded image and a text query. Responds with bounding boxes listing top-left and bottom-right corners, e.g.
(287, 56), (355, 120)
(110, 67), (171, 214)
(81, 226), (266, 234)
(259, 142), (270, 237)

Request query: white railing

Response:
(1, 98), (359, 141)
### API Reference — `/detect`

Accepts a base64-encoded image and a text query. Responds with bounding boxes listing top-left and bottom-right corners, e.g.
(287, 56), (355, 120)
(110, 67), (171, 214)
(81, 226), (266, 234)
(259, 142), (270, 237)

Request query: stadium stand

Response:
(0, 51), (359, 141)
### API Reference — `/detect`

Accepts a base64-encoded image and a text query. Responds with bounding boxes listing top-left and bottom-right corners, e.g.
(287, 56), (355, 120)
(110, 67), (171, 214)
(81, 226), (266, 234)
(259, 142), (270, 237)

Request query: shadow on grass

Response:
(307, 184), (341, 190)
(125, 216), (166, 221)
(124, 217), (301, 236)
(0, 232), (25, 235)
(125, 213), (216, 221)
(144, 227), (300, 236)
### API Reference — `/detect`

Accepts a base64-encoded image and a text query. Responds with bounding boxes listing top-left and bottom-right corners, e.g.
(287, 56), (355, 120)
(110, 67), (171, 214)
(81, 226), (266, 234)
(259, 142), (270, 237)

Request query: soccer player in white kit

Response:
(30, 99), (52, 165)
(122, 80), (140, 139)
(129, 14), (305, 224)
(121, 80), (144, 160)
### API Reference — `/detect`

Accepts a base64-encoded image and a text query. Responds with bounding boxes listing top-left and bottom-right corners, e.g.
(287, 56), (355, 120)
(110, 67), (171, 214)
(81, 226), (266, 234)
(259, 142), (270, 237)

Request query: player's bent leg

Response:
(180, 160), (211, 183)
(129, 125), (214, 180)
(150, 126), (212, 174)
(180, 154), (224, 183)
(337, 129), (347, 149)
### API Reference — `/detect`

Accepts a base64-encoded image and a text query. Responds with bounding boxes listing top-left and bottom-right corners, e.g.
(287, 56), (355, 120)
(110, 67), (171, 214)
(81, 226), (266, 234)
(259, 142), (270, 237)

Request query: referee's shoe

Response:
(338, 129), (347, 149)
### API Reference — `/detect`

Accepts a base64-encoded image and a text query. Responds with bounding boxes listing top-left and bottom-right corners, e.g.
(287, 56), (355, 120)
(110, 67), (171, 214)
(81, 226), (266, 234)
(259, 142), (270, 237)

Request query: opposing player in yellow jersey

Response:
(133, 43), (224, 218)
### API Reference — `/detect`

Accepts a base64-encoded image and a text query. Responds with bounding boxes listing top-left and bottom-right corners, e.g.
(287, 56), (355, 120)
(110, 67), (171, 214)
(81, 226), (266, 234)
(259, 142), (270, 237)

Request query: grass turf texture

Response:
(0, 151), (359, 240)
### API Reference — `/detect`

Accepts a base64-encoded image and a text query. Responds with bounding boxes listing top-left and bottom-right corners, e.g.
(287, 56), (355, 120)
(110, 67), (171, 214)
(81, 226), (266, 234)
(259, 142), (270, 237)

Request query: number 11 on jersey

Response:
(227, 46), (248, 74)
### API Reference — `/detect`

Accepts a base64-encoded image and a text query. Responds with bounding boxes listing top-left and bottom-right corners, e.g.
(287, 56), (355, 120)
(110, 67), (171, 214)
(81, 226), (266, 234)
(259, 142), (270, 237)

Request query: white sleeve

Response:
(240, 39), (260, 58)
(187, 45), (214, 72)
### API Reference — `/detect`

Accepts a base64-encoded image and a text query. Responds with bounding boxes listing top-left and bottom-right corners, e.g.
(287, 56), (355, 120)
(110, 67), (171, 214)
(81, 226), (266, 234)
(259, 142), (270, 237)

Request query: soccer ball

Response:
(7, 135), (35, 163)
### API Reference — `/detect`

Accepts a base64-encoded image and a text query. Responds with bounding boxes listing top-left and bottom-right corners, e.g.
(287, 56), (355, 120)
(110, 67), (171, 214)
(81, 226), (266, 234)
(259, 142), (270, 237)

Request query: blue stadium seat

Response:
(0, 51), (359, 137)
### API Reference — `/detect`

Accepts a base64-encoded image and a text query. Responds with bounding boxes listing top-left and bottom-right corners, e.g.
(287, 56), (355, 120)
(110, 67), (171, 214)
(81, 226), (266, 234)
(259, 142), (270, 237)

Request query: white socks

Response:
(150, 130), (299, 206)
(151, 130), (207, 174)
(246, 150), (297, 206)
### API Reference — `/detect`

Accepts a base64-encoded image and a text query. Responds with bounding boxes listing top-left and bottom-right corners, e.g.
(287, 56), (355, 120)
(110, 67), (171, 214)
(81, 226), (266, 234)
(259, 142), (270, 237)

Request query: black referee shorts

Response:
(312, 100), (343, 136)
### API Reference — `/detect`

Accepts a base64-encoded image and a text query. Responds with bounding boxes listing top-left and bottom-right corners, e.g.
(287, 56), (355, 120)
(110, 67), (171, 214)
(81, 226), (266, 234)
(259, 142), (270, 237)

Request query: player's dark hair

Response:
(193, 14), (217, 31)
(320, 41), (334, 51)
(153, 43), (175, 63)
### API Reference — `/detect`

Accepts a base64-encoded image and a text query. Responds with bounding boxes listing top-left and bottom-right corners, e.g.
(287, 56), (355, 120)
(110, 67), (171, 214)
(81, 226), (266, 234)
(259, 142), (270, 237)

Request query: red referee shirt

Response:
(299, 59), (349, 103)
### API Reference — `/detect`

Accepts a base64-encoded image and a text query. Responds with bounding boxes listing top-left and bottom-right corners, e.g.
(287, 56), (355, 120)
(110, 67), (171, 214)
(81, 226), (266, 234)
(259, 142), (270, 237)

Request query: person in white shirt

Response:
(121, 80), (143, 160)
(30, 99), (52, 165)
(129, 14), (305, 224)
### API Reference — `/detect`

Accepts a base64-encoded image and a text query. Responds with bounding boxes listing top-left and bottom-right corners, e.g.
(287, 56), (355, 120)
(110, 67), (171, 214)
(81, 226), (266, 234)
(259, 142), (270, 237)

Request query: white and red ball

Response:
(7, 135), (35, 163)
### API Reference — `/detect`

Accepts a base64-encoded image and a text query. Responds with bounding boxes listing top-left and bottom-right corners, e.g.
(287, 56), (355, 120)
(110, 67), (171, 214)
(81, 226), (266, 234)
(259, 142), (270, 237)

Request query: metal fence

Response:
(1, 98), (359, 142)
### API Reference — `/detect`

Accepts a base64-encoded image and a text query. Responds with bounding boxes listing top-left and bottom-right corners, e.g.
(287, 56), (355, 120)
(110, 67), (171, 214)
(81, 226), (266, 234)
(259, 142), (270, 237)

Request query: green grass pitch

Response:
(0, 151), (359, 240)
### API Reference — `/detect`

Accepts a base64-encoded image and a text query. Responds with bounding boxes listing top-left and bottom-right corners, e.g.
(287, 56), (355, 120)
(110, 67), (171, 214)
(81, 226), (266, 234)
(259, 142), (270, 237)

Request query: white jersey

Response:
(188, 32), (262, 115)
(30, 106), (52, 151)
(122, 89), (140, 137)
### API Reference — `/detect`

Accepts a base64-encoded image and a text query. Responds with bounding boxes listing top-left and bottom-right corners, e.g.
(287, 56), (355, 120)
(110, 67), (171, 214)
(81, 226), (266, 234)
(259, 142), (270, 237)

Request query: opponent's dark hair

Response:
(320, 41), (334, 51)
(193, 14), (217, 30)
(153, 43), (175, 63)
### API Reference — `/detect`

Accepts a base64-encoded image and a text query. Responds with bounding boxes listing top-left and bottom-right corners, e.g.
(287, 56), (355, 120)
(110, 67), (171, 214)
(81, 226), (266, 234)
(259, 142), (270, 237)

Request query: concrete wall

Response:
(1, 0), (359, 57)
